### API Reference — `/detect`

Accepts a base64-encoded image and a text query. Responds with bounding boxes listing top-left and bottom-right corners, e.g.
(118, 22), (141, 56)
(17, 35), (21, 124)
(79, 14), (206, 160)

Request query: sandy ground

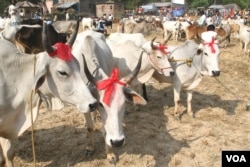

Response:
(13, 23), (250, 167)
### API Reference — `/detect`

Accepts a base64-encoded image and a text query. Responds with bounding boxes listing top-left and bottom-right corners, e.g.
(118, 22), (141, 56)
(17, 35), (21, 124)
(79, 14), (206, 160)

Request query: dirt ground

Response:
(14, 23), (250, 167)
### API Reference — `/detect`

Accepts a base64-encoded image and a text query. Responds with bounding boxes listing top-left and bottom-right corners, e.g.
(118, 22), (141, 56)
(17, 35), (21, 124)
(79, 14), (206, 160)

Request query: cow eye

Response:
(204, 52), (208, 56)
(58, 71), (68, 76)
(157, 56), (162, 59)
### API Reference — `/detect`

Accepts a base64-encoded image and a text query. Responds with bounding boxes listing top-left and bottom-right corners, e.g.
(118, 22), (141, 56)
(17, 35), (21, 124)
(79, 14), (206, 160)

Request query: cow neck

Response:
(169, 51), (204, 77)
(192, 52), (205, 77)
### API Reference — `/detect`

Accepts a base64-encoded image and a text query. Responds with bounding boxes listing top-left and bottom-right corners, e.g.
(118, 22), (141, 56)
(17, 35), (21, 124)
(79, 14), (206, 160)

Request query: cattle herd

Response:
(0, 4), (249, 167)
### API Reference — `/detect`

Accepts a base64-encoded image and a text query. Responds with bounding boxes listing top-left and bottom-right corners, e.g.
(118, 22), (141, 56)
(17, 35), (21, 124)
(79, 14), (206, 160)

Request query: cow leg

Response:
(106, 144), (117, 164)
(173, 86), (181, 118)
(142, 83), (148, 101)
(187, 91), (194, 118)
(83, 113), (95, 156)
(0, 138), (14, 167)
(0, 145), (5, 167)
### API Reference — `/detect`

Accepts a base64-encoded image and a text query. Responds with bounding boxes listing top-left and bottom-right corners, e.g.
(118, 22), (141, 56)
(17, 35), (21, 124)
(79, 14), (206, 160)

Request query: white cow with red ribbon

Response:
(106, 33), (174, 102)
(72, 30), (147, 164)
(151, 30), (230, 118)
(0, 20), (98, 167)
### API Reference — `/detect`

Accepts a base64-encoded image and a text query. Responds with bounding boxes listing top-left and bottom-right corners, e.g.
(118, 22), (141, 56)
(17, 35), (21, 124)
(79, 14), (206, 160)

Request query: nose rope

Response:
(168, 54), (204, 77)
(168, 57), (193, 67)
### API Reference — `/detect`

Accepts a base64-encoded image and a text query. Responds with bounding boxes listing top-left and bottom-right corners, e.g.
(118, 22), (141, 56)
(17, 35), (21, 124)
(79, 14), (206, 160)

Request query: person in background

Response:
(96, 17), (107, 35)
(198, 10), (207, 26)
(107, 14), (113, 21)
(214, 10), (221, 27)
(33, 11), (40, 19)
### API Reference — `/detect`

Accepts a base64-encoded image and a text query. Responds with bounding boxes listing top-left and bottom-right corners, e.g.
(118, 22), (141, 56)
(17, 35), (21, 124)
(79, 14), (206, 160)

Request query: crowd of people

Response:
(92, 13), (113, 35)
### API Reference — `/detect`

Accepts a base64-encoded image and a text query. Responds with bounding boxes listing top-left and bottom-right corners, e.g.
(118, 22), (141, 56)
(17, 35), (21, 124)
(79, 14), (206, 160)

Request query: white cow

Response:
(81, 17), (94, 31)
(108, 32), (147, 47)
(238, 23), (250, 57)
(0, 21), (97, 167)
(151, 32), (229, 118)
(106, 35), (174, 99)
(72, 30), (147, 164)
(163, 20), (182, 41)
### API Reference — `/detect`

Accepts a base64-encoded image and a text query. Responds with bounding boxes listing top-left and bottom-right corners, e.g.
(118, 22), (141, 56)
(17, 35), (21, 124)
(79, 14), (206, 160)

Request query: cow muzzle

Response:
(89, 101), (98, 112)
(110, 138), (125, 147)
(212, 71), (220, 77)
(170, 71), (175, 76)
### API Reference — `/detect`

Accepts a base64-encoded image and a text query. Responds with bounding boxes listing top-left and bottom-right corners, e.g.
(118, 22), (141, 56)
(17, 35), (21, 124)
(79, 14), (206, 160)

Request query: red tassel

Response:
(153, 44), (169, 55)
(203, 37), (218, 54)
(48, 42), (73, 61)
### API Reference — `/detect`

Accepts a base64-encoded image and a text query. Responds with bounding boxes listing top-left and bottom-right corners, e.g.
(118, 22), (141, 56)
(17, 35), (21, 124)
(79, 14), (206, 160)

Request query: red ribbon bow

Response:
(96, 68), (126, 106)
(48, 42), (73, 61)
(203, 36), (218, 54)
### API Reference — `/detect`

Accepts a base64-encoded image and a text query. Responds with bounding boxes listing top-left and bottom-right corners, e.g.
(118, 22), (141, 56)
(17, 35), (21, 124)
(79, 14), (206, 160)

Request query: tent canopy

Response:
(57, 2), (78, 9)
(16, 1), (40, 8)
(208, 4), (225, 10)
(224, 3), (241, 10)
(140, 4), (157, 12)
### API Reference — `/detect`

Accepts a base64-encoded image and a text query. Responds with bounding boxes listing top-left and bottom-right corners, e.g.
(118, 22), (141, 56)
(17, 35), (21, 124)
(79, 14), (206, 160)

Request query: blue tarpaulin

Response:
(172, 8), (184, 17)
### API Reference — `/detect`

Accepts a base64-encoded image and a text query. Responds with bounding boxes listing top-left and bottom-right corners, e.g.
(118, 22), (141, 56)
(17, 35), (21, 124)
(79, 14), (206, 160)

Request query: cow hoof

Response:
(174, 115), (181, 121)
(107, 153), (118, 164)
(85, 149), (94, 157)
(187, 112), (195, 118)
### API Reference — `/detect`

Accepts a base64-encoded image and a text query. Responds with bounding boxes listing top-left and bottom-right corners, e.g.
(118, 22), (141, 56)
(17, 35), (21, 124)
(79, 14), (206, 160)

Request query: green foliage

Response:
(0, 0), (10, 16)
(189, 0), (209, 9)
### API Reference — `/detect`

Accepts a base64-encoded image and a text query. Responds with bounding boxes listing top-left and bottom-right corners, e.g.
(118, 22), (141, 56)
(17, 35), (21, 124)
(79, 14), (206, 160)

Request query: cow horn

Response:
(122, 51), (143, 83)
(82, 54), (97, 85)
(42, 21), (54, 53)
(66, 20), (79, 47)
(150, 36), (158, 50)
(163, 33), (172, 45)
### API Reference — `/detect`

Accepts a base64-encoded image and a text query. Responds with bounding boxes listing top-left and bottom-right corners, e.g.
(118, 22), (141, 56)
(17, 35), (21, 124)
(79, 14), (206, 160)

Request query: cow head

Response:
(83, 53), (147, 148)
(198, 30), (231, 77)
(142, 36), (174, 76)
(34, 20), (98, 113)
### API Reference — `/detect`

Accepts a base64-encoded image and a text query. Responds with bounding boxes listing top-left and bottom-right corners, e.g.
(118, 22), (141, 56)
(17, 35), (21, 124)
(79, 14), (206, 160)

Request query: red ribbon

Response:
(153, 44), (169, 55)
(48, 42), (73, 61)
(203, 37), (218, 54)
(96, 68), (126, 106)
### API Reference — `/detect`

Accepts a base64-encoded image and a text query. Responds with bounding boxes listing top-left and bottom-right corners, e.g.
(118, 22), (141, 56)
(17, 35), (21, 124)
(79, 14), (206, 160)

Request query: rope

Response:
(30, 55), (37, 167)
(29, 89), (37, 167)
(214, 77), (249, 103)
(168, 57), (193, 67)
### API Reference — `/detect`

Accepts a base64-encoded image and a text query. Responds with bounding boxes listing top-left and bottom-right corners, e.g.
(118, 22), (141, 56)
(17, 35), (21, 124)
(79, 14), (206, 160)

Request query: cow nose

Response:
(89, 102), (98, 111)
(212, 71), (220, 77)
(170, 71), (175, 76)
(110, 138), (124, 147)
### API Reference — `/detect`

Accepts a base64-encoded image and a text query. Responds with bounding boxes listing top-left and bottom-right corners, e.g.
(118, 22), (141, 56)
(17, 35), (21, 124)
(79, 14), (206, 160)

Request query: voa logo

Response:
(226, 155), (247, 162)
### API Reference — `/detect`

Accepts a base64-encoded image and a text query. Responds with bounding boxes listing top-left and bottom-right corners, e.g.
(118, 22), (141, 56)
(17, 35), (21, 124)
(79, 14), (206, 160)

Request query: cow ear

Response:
(197, 44), (203, 55)
(197, 49), (203, 55)
(33, 57), (47, 92)
(124, 87), (147, 105)
(33, 70), (46, 92)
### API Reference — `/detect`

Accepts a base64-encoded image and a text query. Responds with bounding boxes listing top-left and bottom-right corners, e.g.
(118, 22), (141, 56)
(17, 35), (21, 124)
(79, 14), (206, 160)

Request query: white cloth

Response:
(198, 14), (206, 26)
(201, 31), (217, 42)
